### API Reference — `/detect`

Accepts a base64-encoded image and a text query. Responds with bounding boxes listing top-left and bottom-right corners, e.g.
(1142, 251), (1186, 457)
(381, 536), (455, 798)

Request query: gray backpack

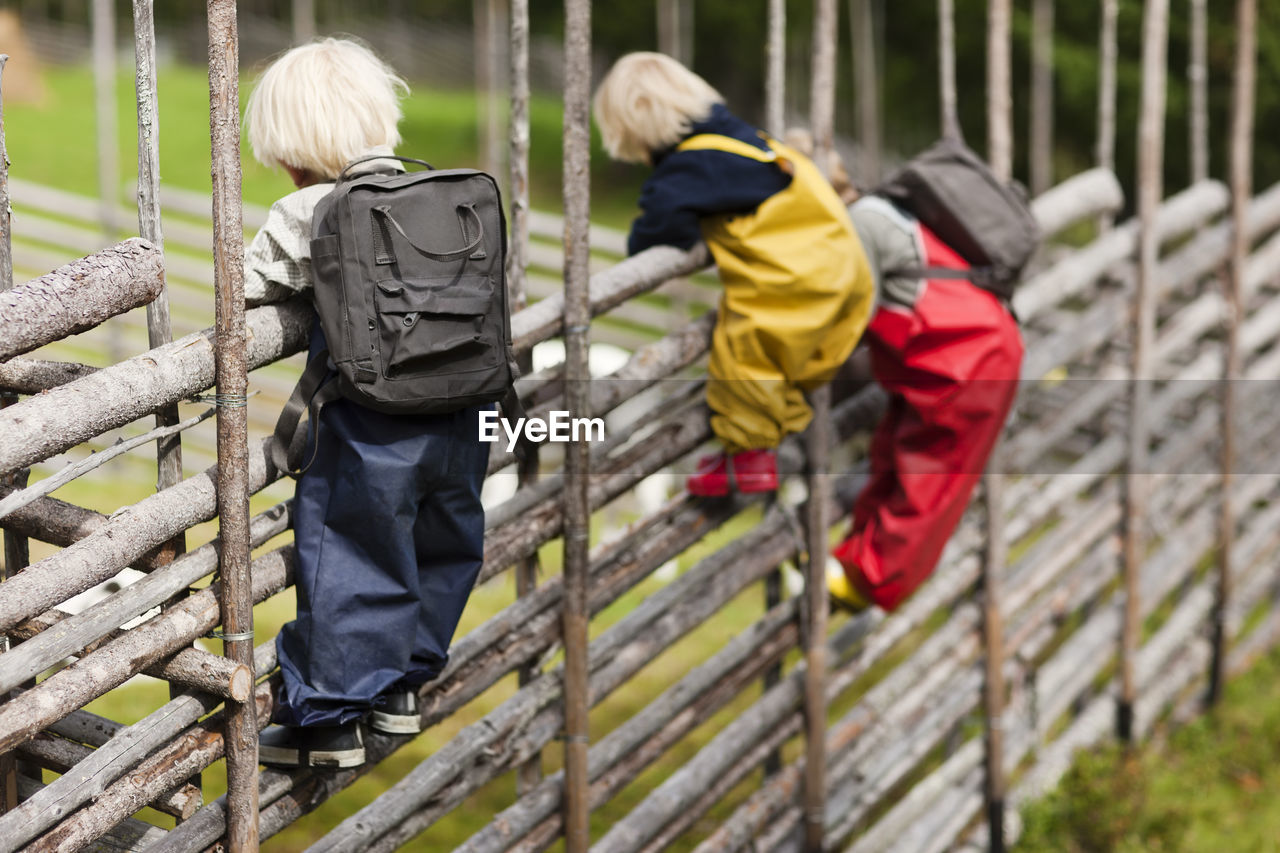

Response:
(875, 136), (1040, 302)
(272, 155), (521, 476)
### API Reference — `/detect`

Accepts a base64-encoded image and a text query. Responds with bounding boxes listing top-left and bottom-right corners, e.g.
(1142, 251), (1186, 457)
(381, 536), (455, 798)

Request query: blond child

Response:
(594, 53), (874, 496)
(243, 38), (490, 768)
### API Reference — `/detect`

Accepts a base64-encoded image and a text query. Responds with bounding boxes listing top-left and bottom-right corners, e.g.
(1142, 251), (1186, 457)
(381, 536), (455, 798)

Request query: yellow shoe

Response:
(826, 558), (872, 613)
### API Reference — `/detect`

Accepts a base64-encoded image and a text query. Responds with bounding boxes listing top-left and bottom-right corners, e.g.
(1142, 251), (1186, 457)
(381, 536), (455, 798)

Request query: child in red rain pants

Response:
(828, 193), (1024, 612)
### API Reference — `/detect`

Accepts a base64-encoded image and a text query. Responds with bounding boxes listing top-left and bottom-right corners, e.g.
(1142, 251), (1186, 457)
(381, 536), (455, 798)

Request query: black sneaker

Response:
(370, 690), (422, 735)
(259, 721), (366, 769)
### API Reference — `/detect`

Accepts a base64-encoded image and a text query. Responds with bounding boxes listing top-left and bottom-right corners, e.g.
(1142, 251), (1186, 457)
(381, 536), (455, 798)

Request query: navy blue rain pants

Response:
(274, 328), (490, 728)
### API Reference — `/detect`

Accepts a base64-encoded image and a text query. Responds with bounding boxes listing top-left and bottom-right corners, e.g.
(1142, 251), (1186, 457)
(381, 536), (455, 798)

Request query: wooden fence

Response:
(0, 0), (1271, 850)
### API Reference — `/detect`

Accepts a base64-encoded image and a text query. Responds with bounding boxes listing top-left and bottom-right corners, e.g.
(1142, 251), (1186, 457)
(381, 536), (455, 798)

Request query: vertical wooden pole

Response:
(657, 0), (693, 65)
(1029, 0), (1054, 196)
(983, 3), (1012, 849)
(805, 4), (837, 849)
(1210, 0), (1255, 707)
(134, 0), (193, 797)
(133, 0), (184, 549)
(93, 0), (125, 363)
(1120, 0), (1169, 744)
(292, 0), (316, 44)
(851, 0), (880, 183)
(762, 0), (788, 781)
(1096, 0), (1119, 232)
(0, 53), (26, 816)
(1188, 0), (1209, 186)
(93, 0), (119, 238)
(939, 0), (960, 140)
(986, 0), (1013, 179)
(207, 2), (257, 849)
(561, 0), (592, 848)
(765, 0), (786, 135)
(509, 0), (542, 797)
(658, 0), (678, 58)
(480, 0), (507, 184)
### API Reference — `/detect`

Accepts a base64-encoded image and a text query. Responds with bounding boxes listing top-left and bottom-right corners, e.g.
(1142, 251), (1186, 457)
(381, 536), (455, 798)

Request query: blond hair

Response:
(245, 38), (408, 180)
(593, 52), (724, 165)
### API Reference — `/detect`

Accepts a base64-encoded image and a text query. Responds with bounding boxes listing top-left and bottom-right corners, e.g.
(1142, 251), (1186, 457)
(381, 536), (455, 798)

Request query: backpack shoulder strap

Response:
(675, 133), (779, 164)
(270, 351), (341, 479)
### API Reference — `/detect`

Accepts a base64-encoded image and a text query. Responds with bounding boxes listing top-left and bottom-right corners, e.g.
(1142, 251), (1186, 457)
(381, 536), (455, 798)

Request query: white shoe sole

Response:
(369, 711), (422, 735)
(259, 743), (366, 769)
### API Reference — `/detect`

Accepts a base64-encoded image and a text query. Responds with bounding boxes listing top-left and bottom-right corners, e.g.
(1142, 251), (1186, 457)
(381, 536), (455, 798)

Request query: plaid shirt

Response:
(243, 152), (405, 305)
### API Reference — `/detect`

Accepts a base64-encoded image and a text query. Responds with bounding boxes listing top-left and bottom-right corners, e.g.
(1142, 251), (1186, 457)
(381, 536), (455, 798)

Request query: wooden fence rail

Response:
(0, 2), (1273, 850)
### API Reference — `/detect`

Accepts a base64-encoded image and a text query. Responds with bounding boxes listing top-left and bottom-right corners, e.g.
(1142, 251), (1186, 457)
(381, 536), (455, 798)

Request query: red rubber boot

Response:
(687, 448), (779, 497)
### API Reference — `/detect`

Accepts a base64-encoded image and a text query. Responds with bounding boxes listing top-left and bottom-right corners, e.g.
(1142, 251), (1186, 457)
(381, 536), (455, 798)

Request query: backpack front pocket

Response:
(374, 274), (499, 377)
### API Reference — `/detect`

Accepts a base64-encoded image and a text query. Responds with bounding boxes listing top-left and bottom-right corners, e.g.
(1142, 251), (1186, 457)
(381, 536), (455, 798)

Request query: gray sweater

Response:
(847, 195), (925, 310)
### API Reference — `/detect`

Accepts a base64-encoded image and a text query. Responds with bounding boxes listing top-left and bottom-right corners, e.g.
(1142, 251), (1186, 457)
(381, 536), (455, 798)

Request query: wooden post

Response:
(1096, 0), (1119, 232)
(0, 52), (26, 817)
(509, 0), (542, 797)
(1210, 0), (1255, 706)
(1120, 0), (1169, 743)
(761, 0), (788, 781)
(291, 0), (315, 44)
(851, 0), (880, 182)
(207, 1), (257, 849)
(986, 0), (1013, 180)
(475, 0), (506, 184)
(93, 0), (119, 239)
(561, 0), (592, 847)
(133, 0), (184, 552)
(657, 0), (693, 65)
(1030, 0), (1054, 196)
(939, 0), (960, 140)
(805, 4), (837, 848)
(1188, 0), (1209, 186)
(984, 2), (1012, 849)
(765, 0), (785, 135)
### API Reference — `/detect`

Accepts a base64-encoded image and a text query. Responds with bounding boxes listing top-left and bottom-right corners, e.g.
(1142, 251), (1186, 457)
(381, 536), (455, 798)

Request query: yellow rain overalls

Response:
(676, 133), (874, 451)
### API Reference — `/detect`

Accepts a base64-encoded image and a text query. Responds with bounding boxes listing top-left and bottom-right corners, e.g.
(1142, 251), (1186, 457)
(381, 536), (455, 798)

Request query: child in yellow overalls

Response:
(593, 52), (874, 495)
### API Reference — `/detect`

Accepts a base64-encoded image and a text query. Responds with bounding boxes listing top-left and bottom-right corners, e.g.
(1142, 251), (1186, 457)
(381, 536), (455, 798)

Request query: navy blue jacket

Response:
(627, 104), (792, 256)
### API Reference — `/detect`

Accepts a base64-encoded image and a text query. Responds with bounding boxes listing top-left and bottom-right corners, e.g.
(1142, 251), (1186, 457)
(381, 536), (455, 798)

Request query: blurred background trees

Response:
(6, 0), (1278, 209)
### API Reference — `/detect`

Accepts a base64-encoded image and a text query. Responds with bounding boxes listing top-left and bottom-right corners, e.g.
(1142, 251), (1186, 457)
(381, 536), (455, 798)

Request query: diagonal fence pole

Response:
(560, 0), (592, 847)
(983, 1), (1012, 850)
(1210, 0), (1256, 707)
(206, 1), (257, 849)
(1120, 0), (1169, 744)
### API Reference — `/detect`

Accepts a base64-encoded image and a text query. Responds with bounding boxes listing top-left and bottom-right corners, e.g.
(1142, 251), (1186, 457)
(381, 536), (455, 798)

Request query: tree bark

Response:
(0, 301), (310, 477)
(0, 238), (163, 362)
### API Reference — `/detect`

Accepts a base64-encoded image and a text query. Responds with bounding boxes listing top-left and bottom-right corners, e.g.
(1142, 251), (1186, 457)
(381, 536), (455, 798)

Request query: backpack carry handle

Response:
(371, 203), (485, 263)
(338, 154), (434, 181)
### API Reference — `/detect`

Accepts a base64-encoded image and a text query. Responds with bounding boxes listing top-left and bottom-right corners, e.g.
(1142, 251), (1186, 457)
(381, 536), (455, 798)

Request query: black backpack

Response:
(272, 155), (521, 476)
(875, 136), (1040, 301)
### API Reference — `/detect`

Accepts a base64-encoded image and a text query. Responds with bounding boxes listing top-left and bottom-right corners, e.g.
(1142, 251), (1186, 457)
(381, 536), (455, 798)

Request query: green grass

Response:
(2, 63), (647, 229)
(1019, 646), (1280, 852)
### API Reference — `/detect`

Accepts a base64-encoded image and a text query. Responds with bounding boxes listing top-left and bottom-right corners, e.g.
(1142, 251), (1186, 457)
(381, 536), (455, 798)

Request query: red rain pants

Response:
(832, 225), (1024, 611)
